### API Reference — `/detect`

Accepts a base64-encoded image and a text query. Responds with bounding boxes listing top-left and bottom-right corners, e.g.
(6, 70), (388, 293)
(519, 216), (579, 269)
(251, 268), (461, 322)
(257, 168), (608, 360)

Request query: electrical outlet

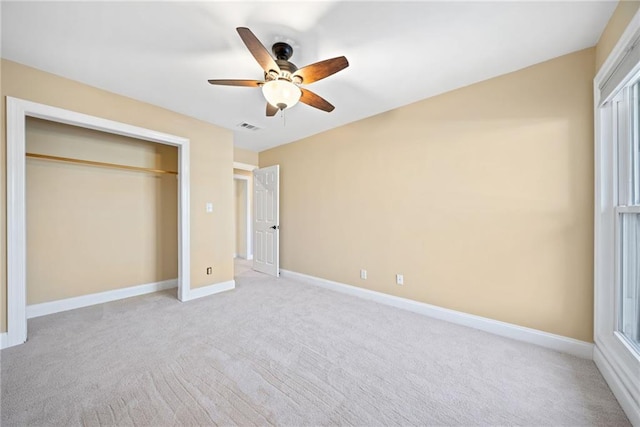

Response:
(360, 269), (367, 280)
(396, 274), (404, 285)
(206, 267), (212, 275)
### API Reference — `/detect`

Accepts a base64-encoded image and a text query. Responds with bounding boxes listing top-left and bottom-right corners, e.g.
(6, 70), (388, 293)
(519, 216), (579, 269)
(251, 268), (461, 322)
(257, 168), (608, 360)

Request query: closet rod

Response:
(26, 153), (178, 175)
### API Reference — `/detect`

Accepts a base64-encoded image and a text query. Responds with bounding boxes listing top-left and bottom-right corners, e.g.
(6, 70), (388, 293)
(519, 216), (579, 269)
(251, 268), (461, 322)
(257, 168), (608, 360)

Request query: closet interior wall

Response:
(25, 117), (178, 305)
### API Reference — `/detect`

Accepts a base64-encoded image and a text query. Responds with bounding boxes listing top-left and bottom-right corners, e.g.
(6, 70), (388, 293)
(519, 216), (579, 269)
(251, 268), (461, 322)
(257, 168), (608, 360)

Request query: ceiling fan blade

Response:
(266, 103), (278, 117)
(299, 88), (335, 112)
(293, 56), (349, 84)
(207, 79), (262, 87)
(236, 27), (280, 74)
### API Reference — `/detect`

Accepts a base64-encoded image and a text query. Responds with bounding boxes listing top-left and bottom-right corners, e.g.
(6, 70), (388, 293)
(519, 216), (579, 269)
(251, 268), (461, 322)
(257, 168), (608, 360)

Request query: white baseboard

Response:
(26, 279), (178, 319)
(0, 332), (7, 349)
(280, 269), (594, 360)
(185, 280), (235, 301)
(594, 345), (640, 425)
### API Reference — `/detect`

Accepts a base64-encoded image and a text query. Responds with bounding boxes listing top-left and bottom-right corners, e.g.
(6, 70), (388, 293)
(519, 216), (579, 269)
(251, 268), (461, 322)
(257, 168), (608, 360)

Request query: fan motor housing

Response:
(272, 42), (298, 75)
(276, 59), (297, 73)
(272, 42), (293, 60)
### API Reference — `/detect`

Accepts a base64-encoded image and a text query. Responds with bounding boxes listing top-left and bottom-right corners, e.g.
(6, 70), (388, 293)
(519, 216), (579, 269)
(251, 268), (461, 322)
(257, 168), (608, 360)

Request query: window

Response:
(614, 82), (640, 352)
(594, 15), (640, 423)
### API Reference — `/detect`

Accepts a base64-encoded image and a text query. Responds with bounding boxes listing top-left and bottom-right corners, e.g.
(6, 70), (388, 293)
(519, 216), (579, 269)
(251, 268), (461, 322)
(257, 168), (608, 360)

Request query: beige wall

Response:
(1, 59), (235, 332)
(596, 0), (640, 72)
(26, 118), (177, 304)
(234, 147), (259, 166)
(260, 48), (595, 342)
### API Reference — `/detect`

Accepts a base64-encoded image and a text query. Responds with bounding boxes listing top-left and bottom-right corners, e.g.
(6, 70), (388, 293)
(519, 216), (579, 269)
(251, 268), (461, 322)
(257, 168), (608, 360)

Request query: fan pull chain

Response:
(281, 109), (286, 127)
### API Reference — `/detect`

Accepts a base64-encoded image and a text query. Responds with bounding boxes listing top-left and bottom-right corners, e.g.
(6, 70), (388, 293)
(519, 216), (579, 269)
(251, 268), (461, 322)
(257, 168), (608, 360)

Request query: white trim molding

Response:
(26, 279), (178, 319)
(233, 161), (258, 171)
(6, 96), (28, 348)
(5, 97), (191, 349)
(594, 346), (640, 426)
(184, 280), (235, 301)
(0, 333), (8, 349)
(281, 270), (594, 359)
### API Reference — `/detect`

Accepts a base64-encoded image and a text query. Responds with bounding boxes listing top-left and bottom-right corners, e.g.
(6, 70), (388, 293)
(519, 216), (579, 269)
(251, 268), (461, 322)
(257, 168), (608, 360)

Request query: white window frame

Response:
(594, 10), (640, 426)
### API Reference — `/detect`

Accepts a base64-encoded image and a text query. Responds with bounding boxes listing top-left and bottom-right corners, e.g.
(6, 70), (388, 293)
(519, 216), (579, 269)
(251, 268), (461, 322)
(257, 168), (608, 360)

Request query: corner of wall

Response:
(234, 146), (259, 167)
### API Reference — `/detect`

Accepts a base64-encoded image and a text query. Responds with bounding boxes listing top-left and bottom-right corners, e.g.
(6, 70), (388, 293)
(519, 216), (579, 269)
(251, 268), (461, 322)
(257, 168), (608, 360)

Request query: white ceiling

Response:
(1, 1), (617, 152)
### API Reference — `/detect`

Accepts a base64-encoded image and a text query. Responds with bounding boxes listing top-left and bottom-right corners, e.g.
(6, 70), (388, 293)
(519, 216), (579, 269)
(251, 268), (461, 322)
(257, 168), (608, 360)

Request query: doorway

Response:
(234, 173), (252, 260)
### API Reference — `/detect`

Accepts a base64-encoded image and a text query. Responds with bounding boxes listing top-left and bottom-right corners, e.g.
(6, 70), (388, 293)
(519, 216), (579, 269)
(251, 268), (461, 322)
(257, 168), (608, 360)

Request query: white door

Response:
(253, 165), (279, 276)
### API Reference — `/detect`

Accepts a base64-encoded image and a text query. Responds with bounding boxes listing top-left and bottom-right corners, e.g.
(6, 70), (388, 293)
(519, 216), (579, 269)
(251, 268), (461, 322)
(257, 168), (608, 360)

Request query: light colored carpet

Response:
(1, 265), (630, 426)
(234, 257), (253, 276)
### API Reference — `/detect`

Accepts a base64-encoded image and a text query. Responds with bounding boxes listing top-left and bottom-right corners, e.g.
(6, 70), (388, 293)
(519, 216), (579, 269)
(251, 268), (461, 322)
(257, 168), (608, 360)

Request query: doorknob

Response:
(270, 225), (279, 230)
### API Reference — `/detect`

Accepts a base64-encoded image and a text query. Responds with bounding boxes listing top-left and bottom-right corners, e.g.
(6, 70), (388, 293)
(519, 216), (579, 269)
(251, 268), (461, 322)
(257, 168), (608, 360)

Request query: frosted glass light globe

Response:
(262, 80), (302, 110)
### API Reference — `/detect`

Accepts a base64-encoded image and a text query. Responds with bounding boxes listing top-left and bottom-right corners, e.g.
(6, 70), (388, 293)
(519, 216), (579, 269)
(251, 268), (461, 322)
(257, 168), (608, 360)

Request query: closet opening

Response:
(25, 117), (178, 315)
(6, 97), (191, 348)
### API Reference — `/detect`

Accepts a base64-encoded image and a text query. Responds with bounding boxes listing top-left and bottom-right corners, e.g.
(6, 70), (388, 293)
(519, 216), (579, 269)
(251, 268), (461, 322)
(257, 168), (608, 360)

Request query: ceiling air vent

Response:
(237, 122), (261, 131)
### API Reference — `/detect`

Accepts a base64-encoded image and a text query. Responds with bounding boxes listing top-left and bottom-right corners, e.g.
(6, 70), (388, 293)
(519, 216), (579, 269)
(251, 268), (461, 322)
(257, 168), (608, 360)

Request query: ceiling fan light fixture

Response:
(208, 28), (347, 115)
(262, 79), (301, 110)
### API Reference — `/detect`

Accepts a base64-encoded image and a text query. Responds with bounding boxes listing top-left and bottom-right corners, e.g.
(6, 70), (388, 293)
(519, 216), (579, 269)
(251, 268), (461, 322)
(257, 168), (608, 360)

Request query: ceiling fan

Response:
(208, 27), (349, 116)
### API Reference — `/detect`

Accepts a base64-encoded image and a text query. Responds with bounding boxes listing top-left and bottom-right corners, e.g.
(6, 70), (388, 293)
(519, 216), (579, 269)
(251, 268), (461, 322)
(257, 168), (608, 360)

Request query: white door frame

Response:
(234, 174), (252, 259)
(5, 96), (191, 348)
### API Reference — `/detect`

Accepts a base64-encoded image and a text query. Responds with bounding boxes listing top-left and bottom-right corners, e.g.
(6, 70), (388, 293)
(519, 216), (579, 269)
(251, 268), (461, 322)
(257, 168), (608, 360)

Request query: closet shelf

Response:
(26, 152), (178, 175)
